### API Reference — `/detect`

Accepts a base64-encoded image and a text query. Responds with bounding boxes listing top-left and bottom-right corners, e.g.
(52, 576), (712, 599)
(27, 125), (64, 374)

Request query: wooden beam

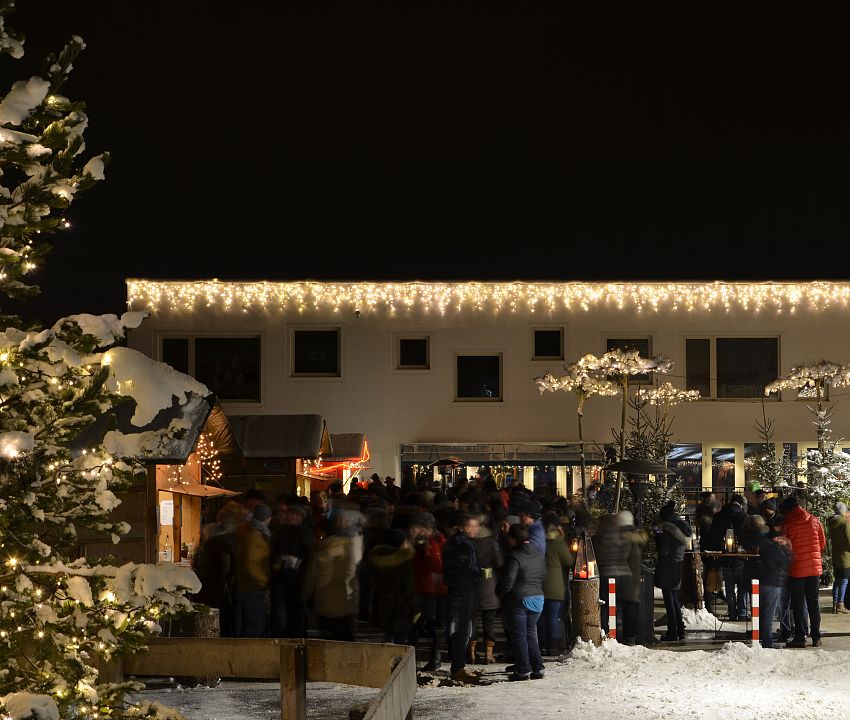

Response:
(280, 641), (306, 720)
(304, 639), (402, 688)
(124, 638), (280, 678)
(360, 647), (416, 720)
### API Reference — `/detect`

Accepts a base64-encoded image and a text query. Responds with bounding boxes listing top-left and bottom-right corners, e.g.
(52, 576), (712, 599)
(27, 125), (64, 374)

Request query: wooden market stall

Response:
(306, 432), (370, 493)
(221, 414), (332, 501)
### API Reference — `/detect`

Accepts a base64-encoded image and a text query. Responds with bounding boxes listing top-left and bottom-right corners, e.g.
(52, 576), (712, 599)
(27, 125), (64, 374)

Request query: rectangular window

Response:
(292, 329), (340, 376)
(194, 337), (261, 401)
(161, 337), (190, 375)
(606, 337), (652, 383)
(685, 338), (711, 397)
(456, 354), (502, 401)
(716, 337), (778, 399)
(160, 336), (261, 402)
(533, 328), (564, 360)
(684, 336), (779, 400)
(398, 337), (430, 369)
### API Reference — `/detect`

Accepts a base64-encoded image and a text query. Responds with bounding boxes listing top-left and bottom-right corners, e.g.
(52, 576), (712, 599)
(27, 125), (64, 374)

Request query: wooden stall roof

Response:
(400, 441), (607, 464)
(227, 414), (331, 459)
(325, 433), (366, 461)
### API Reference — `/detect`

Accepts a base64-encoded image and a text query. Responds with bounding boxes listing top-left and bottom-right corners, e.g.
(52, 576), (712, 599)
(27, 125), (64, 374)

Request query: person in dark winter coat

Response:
(369, 529), (419, 644)
(269, 504), (314, 638)
(442, 513), (482, 683)
(594, 512), (631, 638)
(780, 496), (826, 647)
(707, 494), (749, 620)
(537, 515), (573, 654)
(746, 513), (791, 648)
(470, 514), (503, 664)
(497, 524), (547, 682)
(193, 501), (241, 637)
(826, 501), (850, 614)
(654, 502), (692, 641)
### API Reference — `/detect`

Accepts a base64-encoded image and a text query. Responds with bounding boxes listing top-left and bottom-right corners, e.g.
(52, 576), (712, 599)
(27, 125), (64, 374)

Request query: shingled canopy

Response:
(227, 414), (331, 459)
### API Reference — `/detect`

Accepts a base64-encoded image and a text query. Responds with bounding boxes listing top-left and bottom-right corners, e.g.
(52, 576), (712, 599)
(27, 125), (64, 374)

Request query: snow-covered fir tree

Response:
(0, 6), (200, 719)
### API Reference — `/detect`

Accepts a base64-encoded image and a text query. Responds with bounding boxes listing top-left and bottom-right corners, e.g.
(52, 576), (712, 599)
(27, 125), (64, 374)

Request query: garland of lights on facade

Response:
(127, 280), (850, 315)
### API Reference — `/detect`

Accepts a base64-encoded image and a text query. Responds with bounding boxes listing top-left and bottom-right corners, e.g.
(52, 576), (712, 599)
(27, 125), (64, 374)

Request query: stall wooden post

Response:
(280, 640), (306, 720)
(571, 577), (602, 646)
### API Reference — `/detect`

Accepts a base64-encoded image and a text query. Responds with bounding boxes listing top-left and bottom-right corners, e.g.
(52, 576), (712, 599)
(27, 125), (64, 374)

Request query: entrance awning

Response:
(400, 442), (607, 465)
(156, 480), (241, 497)
(228, 414), (331, 458)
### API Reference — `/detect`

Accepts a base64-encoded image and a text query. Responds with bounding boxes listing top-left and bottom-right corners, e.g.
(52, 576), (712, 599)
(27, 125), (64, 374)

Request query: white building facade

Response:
(126, 280), (850, 498)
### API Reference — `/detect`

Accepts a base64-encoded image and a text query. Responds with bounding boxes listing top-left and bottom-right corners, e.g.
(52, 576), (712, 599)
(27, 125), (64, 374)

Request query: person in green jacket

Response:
(826, 501), (850, 613)
(537, 512), (574, 655)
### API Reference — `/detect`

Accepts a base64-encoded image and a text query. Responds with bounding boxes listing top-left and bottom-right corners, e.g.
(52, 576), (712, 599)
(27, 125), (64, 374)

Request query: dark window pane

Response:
(162, 338), (189, 375)
(712, 447), (736, 497)
(534, 329), (563, 359)
(293, 330), (340, 375)
(195, 337), (261, 401)
(456, 355), (501, 400)
(685, 338), (710, 397)
(716, 337), (778, 399)
(399, 338), (429, 368)
(606, 337), (651, 383)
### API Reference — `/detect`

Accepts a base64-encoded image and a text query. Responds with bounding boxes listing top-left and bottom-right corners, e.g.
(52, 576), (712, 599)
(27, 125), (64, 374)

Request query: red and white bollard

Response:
(607, 577), (617, 640)
(751, 579), (760, 646)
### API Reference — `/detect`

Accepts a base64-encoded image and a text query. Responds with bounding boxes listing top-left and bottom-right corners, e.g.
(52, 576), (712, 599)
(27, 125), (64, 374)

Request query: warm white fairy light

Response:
(635, 382), (701, 405)
(764, 360), (850, 395)
(127, 279), (850, 315)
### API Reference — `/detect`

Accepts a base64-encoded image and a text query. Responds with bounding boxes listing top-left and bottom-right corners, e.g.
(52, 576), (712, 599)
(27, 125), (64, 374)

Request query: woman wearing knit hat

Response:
(827, 501), (850, 614)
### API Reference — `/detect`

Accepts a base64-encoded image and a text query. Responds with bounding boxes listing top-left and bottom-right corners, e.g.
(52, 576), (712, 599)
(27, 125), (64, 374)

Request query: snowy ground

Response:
(138, 640), (850, 720)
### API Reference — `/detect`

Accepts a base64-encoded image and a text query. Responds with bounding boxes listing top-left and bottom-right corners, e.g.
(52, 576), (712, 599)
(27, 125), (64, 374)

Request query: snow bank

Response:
(682, 607), (718, 631)
(103, 347), (209, 426)
(418, 640), (850, 720)
(0, 692), (59, 720)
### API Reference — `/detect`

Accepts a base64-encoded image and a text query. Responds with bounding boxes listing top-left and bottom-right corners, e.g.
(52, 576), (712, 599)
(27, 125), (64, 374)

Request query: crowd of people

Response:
(694, 488), (850, 649)
(190, 471), (850, 683)
(192, 472), (584, 682)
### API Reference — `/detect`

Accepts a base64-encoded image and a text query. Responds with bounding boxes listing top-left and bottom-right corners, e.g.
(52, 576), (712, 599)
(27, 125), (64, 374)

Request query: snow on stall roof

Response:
(103, 347), (209, 426)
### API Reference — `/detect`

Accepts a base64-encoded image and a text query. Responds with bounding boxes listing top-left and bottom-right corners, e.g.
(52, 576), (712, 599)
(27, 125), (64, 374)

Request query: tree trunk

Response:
(570, 577), (602, 646)
(613, 376), (628, 512)
(578, 406), (587, 499)
(168, 604), (221, 687)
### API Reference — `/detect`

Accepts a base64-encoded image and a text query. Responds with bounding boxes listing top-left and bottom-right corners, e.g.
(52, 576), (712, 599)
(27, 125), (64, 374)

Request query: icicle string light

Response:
(126, 280), (850, 315)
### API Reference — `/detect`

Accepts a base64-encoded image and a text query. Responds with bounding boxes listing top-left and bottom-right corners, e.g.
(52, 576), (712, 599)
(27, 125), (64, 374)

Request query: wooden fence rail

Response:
(119, 637), (415, 720)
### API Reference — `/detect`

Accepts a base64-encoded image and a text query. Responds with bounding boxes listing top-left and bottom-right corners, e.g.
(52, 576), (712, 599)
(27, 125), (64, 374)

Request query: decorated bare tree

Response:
(535, 354), (618, 498)
(0, 6), (200, 719)
(581, 350), (673, 511)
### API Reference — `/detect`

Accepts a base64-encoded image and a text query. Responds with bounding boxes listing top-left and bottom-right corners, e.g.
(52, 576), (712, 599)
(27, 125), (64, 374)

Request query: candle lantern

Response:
(724, 528), (736, 553)
(574, 532), (599, 579)
(570, 535), (580, 554)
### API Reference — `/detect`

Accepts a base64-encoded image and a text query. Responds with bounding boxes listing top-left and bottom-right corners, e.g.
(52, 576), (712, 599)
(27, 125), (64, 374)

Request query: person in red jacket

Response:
(409, 513), (445, 671)
(779, 496), (826, 647)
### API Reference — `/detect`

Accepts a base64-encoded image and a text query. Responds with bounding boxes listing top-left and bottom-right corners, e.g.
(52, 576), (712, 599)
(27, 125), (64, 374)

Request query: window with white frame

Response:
(160, 336), (261, 402)
(291, 328), (341, 377)
(532, 327), (564, 361)
(685, 336), (779, 399)
(396, 336), (430, 370)
(455, 353), (502, 401)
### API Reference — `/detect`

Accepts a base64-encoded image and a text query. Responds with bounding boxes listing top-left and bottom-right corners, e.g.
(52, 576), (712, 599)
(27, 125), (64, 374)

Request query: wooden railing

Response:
(118, 637), (416, 720)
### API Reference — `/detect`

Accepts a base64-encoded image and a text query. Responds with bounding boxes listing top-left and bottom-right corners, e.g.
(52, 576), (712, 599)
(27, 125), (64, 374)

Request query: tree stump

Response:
(570, 578), (602, 646)
(166, 604), (221, 686)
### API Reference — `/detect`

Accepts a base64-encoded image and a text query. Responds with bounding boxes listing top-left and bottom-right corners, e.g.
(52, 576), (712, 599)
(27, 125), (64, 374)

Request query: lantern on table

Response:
(725, 528), (736, 553)
(573, 532), (598, 579)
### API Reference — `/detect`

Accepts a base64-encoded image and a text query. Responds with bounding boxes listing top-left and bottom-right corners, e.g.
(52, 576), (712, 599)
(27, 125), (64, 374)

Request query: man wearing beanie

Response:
(826, 501), (850, 614)
(779, 496), (826, 647)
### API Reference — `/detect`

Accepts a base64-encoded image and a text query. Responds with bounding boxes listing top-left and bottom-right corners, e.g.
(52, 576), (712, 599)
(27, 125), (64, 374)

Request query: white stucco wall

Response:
(126, 282), (850, 483)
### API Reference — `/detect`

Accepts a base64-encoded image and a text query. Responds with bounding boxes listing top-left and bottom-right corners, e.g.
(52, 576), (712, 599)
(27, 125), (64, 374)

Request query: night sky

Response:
(3, 2), (849, 324)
